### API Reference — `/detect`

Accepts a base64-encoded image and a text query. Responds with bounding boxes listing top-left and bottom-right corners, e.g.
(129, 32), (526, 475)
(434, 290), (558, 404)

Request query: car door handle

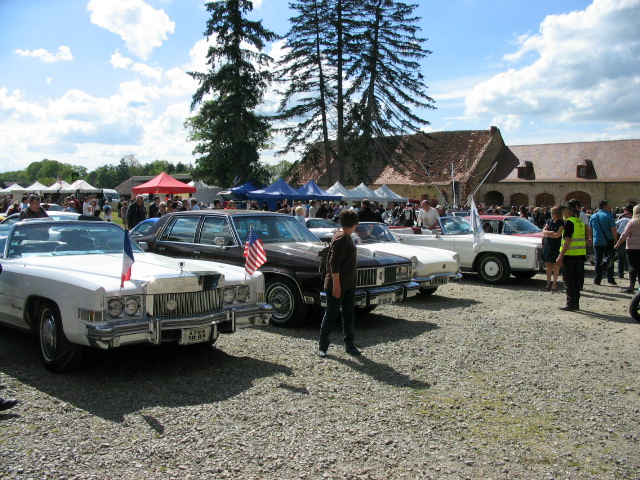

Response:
(193, 250), (201, 255)
(157, 246), (166, 252)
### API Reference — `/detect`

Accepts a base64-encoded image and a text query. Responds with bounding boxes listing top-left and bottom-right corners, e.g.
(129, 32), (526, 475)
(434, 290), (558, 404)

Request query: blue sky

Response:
(1, 0), (638, 175)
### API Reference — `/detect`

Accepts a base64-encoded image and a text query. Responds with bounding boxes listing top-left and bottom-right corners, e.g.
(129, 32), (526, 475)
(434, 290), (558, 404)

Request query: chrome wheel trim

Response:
(39, 307), (57, 361)
(268, 284), (294, 321)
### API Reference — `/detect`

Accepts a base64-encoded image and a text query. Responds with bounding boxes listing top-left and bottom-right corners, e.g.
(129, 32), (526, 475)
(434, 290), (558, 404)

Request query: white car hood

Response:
(356, 242), (457, 263)
(14, 252), (250, 290)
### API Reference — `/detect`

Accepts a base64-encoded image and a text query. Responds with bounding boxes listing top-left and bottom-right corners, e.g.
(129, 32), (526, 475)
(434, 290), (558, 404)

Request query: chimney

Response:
(490, 126), (498, 134)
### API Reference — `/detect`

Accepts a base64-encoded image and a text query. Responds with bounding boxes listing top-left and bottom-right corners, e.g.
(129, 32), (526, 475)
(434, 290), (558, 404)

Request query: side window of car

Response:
(158, 216), (200, 243)
(200, 217), (235, 246)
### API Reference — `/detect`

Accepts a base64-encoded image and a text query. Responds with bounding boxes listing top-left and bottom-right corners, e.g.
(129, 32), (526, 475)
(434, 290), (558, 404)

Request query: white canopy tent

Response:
(42, 180), (73, 194)
(348, 183), (385, 202)
(24, 181), (49, 193)
(188, 180), (223, 204)
(374, 184), (408, 203)
(325, 181), (355, 201)
(5, 183), (27, 194)
(66, 179), (101, 193)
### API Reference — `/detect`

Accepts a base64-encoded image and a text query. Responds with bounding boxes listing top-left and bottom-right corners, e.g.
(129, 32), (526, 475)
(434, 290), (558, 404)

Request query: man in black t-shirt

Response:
(19, 195), (49, 220)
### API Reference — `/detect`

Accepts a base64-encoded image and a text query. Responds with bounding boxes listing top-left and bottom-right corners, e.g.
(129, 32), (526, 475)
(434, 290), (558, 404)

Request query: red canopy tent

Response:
(131, 172), (196, 195)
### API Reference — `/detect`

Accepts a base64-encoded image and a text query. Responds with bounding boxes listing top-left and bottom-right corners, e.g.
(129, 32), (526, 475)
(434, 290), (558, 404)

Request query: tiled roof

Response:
(495, 139), (640, 182)
(288, 128), (500, 187)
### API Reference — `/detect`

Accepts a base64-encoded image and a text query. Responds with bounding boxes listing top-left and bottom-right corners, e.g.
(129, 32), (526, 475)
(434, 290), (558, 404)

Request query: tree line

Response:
(187, 0), (433, 188)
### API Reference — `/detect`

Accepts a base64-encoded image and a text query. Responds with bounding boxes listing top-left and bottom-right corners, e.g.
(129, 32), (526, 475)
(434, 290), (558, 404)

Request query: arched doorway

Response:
(484, 191), (504, 207)
(510, 193), (529, 207)
(565, 191), (591, 210)
(536, 193), (555, 207)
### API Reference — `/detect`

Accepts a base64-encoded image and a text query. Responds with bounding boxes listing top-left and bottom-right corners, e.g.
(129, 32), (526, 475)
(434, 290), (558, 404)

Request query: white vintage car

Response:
(393, 217), (544, 284)
(0, 220), (272, 372)
(313, 222), (461, 295)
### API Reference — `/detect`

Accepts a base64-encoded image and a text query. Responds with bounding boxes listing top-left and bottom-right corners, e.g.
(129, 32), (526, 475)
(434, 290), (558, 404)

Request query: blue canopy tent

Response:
(247, 178), (307, 210)
(218, 181), (263, 207)
(295, 180), (342, 202)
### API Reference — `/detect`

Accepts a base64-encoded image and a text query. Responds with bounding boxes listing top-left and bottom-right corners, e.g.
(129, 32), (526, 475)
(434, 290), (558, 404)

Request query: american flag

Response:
(243, 226), (266, 275)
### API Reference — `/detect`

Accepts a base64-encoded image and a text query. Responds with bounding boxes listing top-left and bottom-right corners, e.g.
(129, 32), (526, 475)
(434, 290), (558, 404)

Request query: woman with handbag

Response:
(615, 204), (640, 293)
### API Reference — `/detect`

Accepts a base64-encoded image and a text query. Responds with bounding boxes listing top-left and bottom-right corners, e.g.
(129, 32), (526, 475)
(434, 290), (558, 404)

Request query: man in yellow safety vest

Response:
(556, 200), (587, 311)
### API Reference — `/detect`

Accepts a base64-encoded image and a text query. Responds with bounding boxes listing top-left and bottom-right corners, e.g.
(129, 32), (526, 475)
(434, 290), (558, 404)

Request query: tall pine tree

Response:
(346, 0), (434, 183)
(276, 0), (336, 185)
(186, 0), (277, 187)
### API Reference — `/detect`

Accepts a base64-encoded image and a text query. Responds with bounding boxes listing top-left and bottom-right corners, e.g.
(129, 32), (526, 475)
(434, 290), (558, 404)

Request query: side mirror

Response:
(138, 241), (148, 251)
(213, 237), (226, 246)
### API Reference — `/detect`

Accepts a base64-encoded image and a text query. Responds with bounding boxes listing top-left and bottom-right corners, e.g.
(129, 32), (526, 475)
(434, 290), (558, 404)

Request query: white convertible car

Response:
(311, 221), (461, 295)
(0, 220), (272, 372)
(392, 217), (544, 284)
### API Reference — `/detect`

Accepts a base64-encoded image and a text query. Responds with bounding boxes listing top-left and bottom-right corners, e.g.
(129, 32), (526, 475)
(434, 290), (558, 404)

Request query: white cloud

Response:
(87, 0), (175, 59)
(464, 0), (640, 128)
(14, 46), (72, 63)
(110, 50), (133, 69)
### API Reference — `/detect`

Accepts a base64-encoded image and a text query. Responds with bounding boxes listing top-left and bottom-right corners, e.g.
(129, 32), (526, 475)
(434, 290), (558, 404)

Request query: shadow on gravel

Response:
(573, 309), (637, 324)
(0, 326), (291, 423)
(333, 355), (430, 390)
(269, 311), (439, 347)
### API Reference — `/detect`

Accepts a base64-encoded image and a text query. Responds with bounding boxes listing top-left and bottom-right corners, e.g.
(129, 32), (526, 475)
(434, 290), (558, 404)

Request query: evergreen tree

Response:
(346, 0), (434, 182)
(186, 0), (277, 187)
(276, 0), (336, 185)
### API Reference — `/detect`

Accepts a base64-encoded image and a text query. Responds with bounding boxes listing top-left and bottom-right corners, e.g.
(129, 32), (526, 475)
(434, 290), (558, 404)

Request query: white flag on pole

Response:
(470, 197), (484, 253)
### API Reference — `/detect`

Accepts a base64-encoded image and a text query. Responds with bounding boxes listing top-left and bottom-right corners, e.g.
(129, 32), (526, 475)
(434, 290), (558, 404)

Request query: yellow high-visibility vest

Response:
(562, 217), (587, 256)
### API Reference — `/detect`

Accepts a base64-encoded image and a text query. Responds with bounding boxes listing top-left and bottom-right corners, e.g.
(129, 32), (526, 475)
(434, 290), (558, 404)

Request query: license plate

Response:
(378, 293), (395, 305)
(431, 277), (448, 285)
(181, 327), (211, 345)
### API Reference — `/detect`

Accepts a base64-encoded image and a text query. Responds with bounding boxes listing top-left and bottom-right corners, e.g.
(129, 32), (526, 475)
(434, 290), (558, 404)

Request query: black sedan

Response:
(137, 210), (419, 326)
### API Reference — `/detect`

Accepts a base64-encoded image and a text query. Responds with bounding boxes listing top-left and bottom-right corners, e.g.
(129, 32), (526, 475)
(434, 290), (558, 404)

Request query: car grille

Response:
(151, 288), (223, 317)
(357, 267), (397, 287)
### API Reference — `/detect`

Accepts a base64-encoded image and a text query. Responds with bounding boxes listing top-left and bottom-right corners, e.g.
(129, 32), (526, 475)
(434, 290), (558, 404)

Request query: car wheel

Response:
(476, 253), (511, 284)
(419, 286), (438, 295)
(38, 301), (83, 372)
(630, 291), (640, 322)
(266, 277), (307, 327)
(513, 271), (536, 280)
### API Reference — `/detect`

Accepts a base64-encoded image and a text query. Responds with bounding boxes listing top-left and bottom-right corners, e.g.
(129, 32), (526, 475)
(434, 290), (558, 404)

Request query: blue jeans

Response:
(319, 288), (356, 351)
(594, 244), (615, 282)
(617, 242), (628, 277)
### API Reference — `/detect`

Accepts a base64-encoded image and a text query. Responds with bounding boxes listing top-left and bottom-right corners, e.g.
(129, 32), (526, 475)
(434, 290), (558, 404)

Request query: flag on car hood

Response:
(243, 226), (266, 276)
(121, 232), (135, 287)
(470, 197), (484, 253)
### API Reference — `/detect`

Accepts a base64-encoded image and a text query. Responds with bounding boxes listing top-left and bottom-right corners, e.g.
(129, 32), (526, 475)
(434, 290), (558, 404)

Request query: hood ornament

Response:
(178, 261), (185, 275)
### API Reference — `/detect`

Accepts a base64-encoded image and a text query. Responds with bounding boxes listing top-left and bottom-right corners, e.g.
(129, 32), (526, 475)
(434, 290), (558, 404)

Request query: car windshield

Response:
(439, 217), (472, 235)
(1, 212), (80, 225)
(354, 222), (399, 244)
(130, 219), (158, 237)
(503, 217), (542, 234)
(306, 218), (338, 228)
(3, 221), (142, 258)
(233, 214), (321, 244)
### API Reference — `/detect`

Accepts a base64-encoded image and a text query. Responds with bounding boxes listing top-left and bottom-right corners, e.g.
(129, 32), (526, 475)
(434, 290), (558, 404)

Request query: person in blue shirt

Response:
(589, 200), (619, 285)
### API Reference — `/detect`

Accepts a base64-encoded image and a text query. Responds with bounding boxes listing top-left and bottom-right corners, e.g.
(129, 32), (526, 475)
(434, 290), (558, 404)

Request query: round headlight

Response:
(237, 285), (250, 302)
(223, 288), (237, 304)
(124, 297), (140, 316)
(108, 299), (124, 318)
(453, 253), (460, 264)
(410, 256), (418, 269)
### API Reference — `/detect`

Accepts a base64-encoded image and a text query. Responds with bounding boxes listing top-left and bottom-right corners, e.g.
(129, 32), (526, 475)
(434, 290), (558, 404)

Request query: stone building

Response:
(287, 127), (639, 209)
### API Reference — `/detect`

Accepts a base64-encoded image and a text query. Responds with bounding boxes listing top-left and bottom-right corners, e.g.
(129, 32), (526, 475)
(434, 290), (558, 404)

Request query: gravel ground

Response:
(1, 267), (639, 480)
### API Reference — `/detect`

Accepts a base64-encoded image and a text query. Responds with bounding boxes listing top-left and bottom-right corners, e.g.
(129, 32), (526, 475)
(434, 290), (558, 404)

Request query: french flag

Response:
(121, 232), (135, 287)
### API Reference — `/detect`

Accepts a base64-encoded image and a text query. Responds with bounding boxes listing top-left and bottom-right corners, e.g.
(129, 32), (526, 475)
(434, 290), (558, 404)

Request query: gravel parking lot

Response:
(1, 267), (639, 480)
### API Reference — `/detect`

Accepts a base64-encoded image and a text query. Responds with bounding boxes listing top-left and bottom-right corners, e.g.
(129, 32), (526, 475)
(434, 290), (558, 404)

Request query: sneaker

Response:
(0, 398), (18, 411)
(593, 279), (601, 286)
(345, 346), (361, 356)
(608, 279), (617, 285)
(317, 349), (327, 358)
(622, 287), (635, 293)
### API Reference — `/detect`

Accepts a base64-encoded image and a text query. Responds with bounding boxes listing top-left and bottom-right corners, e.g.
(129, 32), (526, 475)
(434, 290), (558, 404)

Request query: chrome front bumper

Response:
(414, 272), (462, 288)
(320, 281), (420, 308)
(86, 303), (273, 349)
